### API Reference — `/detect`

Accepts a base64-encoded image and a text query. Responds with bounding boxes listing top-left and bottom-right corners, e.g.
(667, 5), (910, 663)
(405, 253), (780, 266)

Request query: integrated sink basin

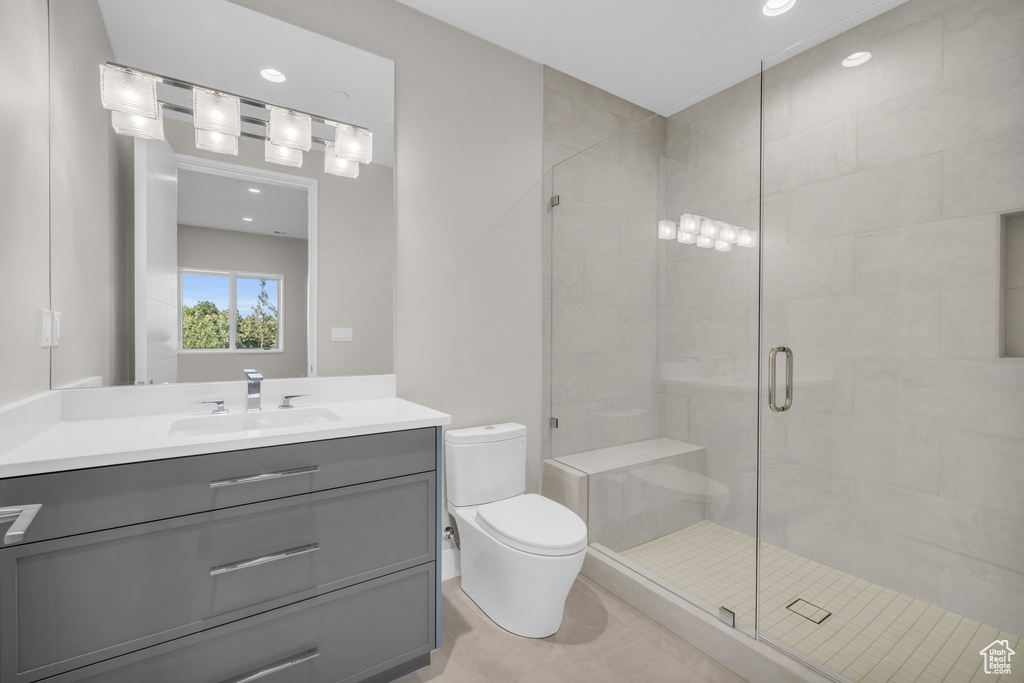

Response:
(170, 407), (342, 437)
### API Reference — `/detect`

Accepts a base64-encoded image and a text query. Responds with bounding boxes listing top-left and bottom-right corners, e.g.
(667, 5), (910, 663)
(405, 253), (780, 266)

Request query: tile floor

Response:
(394, 574), (747, 683)
(622, 521), (1023, 683)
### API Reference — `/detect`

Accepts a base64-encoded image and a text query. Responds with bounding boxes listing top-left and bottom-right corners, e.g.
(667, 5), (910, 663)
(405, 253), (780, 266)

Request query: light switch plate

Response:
(331, 327), (353, 342)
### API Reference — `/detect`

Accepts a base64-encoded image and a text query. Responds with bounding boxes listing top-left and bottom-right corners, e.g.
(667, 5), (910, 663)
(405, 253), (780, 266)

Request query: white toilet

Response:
(445, 423), (587, 638)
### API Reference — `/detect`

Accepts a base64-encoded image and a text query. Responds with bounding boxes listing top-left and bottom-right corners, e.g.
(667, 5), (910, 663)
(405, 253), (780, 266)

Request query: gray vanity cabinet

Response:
(0, 427), (441, 683)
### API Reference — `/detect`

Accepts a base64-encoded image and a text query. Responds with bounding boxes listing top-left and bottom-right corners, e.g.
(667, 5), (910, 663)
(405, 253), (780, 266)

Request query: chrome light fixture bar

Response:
(102, 62), (370, 175)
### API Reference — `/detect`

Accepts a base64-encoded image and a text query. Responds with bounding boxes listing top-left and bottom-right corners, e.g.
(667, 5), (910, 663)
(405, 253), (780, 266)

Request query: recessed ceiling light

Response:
(842, 51), (872, 67)
(762, 0), (796, 16)
(248, 188), (261, 194)
(243, 217), (253, 222)
(260, 68), (286, 83)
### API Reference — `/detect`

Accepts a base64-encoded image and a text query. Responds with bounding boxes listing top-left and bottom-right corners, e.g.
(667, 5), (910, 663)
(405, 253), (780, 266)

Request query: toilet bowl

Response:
(446, 424), (587, 638)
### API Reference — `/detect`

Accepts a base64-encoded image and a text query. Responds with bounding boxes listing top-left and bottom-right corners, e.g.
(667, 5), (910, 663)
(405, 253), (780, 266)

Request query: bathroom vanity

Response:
(0, 376), (448, 683)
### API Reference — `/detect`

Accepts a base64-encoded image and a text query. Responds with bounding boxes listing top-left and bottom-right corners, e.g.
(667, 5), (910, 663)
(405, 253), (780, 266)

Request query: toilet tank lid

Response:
(445, 423), (527, 445)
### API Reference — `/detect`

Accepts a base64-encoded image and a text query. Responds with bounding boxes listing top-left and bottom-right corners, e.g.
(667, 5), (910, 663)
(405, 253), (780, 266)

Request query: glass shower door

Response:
(758, 0), (1024, 680)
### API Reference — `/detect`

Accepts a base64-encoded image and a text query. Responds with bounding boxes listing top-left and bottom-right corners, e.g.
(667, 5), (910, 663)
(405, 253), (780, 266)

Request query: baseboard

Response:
(441, 546), (461, 581)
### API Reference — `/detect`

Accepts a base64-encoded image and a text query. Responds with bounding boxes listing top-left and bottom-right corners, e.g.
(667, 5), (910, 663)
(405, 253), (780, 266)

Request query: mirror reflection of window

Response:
(180, 271), (282, 352)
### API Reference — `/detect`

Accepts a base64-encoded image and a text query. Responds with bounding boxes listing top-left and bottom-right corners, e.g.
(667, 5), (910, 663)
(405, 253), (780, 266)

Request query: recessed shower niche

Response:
(1003, 213), (1024, 358)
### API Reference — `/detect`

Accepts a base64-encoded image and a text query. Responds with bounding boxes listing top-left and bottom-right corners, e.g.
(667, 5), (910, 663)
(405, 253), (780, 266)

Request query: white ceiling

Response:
(98, 0), (395, 165)
(394, 0), (909, 115)
(177, 170), (309, 239)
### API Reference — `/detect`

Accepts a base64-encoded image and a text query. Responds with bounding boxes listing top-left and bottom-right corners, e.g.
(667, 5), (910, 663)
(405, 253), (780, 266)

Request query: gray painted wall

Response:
(0, 1), (52, 405)
(176, 225), (309, 382)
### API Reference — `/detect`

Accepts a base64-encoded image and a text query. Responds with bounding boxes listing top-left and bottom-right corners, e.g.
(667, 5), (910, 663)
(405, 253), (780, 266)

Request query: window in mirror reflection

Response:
(180, 270), (281, 351)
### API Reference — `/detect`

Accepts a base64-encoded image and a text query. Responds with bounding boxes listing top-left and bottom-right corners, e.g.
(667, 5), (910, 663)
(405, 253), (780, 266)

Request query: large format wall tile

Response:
(943, 131), (1024, 217)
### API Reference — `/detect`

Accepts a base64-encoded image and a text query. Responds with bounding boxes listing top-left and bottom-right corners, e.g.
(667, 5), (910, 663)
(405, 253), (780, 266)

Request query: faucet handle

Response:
(243, 368), (264, 381)
(280, 394), (310, 409)
(193, 400), (228, 415)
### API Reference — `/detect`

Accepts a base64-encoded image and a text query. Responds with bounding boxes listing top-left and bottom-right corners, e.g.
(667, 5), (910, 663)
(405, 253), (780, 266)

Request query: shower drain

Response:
(786, 598), (832, 624)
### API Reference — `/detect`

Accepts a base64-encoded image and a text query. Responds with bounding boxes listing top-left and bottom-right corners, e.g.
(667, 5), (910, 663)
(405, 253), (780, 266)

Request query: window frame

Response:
(178, 267), (285, 354)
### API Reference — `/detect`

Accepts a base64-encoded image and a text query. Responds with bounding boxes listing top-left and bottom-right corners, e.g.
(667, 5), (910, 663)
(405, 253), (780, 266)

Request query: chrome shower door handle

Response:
(0, 504), (42, 544)
(768, 346), (794, 413)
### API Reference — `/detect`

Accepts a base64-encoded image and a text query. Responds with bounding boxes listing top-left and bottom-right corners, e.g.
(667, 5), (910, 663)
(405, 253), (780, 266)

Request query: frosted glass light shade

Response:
(195, 129), (238, 155)
(658, 219), (677, 240)
(737, 229), (759, 248)
(268, 107), (312, 151)
(324, 142), (360, 178)
(265, 139), (303, 167)
(100, 64), (158, 118)
(714, 239), (733, 252)
(699, 218), (720, 239)
(193, 89), (240, 135)
(719, 223), (738, 243)
(679, 213), (701, 235)
(696, 235), (714, 249)
(677, 231), (697, 245)
(111, 105), (164, 140)
(332, 123), (373, 164)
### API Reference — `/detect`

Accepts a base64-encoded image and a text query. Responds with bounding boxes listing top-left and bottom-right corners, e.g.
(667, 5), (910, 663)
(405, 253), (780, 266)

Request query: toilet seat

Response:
(476, 494), (587, 557)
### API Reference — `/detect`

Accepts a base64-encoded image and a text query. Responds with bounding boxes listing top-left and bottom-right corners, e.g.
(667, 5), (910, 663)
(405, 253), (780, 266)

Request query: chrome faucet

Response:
(243, 368), (263, 413)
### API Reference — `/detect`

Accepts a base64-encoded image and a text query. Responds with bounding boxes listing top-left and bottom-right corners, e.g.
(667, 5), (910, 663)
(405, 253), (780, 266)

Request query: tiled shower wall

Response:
(546, 0), (1024, 638)
(757, 0), (1024, 636)
(544, 68), (667, 458)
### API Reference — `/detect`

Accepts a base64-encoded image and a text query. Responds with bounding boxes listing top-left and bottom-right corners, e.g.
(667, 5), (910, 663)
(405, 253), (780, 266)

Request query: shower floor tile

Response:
(621, 521), (1022, 683)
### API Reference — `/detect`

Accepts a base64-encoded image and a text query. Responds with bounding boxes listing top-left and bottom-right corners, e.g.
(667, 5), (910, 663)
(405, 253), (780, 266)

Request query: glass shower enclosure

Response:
(547, 1), (1024, 680)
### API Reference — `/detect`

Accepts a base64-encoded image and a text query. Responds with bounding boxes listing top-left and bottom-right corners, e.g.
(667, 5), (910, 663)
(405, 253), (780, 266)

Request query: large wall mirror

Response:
(48, 0), (395, 388)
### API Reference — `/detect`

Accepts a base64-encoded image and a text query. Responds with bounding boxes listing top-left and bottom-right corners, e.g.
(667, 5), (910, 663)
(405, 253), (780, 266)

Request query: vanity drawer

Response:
(52, 564), (435, 683)
(0, 426), (436, 543)
(0, 472), (435, 683)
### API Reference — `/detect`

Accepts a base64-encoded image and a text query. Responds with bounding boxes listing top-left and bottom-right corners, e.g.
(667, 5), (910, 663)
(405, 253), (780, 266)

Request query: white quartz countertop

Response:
(0, 377), (450, 478)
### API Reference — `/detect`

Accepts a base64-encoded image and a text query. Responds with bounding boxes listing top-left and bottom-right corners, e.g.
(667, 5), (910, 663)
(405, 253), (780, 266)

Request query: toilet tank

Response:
(445, 423), (527, 506)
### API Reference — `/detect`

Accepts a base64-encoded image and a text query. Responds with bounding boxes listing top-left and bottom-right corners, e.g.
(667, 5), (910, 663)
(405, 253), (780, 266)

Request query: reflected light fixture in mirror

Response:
(196, 128), (239, 155)
(265, 139), (303, 167)
(248, 188), (261, 194)
(696, 235), (715, 249)
(111, 105), (165, 140)
(268, 107), (313, 151)
(658, 219), (677, 240)
(260, 68), (286, 83)
(678, 231), (697, 245)
(842, 51), (872, 67)
(324, 142), (360, 178)
(762, 0), (796, 16)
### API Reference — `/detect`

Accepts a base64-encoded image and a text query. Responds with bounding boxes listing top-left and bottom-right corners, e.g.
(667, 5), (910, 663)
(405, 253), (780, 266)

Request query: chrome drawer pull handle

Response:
(209, 465), (320, 489)
(0, 504), (42, 545)
(210, 543), (320, 576)
(220, 648), (320, 683)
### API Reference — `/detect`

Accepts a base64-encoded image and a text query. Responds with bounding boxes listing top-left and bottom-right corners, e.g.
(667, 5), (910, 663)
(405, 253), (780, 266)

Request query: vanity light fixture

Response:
(268, 107), (312, 151)
(677, 231), (697, 245)
(696, 235), (715, 249)
(737, 229), (759, 248)
(99, 64), (159, 117)
(195, 129), (238, 156)
(658, 219), (678, 240)
(111, 105), (165, 140)
(700, 217), (720, 240)
(714, 239), (733, 252)
(719, 223), (738, 244)
(324, 142), (360, 178)
(762, 0), (796, 16)
(260, 68), (286, 83)
(193, 88), (241, 136)
(679, 213), (701, 236)
(265, 139), (303, 167)
(842, 52), (872, 67)
(331, 122), (373, 164)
